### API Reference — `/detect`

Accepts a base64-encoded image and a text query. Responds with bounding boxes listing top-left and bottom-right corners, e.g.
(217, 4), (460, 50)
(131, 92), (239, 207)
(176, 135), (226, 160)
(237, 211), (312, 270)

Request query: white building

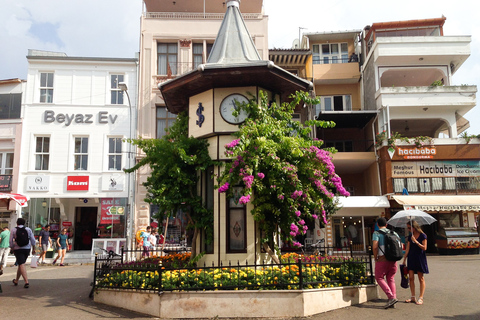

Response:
(18, 50), (138, 253)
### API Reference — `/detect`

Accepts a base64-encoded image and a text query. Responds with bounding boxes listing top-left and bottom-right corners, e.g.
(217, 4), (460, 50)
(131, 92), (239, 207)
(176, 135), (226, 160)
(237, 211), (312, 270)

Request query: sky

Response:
(1, 0), (478, 134)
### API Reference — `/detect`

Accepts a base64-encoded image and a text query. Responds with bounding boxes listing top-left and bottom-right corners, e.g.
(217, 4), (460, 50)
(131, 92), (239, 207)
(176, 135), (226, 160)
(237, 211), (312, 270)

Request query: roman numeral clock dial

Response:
(220, 94), (249, 124)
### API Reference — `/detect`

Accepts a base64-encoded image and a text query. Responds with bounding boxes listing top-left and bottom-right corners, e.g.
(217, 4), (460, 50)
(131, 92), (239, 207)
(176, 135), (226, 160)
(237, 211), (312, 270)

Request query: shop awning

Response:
(337, 196), (390, 208)
(0, 193), (29, 207)
(334, 196), (390, 216)
(392, 195), (480, 212)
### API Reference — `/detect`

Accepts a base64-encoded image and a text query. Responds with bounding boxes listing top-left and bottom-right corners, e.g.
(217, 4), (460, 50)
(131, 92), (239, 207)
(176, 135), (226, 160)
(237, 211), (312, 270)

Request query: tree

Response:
(126, 111), (218, 258)
(217, 91), (350, 258)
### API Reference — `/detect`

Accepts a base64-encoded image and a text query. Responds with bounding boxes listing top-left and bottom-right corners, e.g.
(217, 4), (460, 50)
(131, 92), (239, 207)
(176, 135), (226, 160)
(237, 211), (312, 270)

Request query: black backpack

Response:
(15, 227), (30, 247)
(378, 229), (403, 261)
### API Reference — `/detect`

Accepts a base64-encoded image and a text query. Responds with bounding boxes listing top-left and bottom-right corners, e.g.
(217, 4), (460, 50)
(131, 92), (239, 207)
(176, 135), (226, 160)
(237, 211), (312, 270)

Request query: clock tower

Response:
(159, 0), (312, 264)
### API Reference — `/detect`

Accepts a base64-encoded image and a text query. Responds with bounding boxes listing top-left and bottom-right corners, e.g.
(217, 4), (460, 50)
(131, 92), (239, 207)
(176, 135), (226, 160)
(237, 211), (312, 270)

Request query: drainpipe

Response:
(372, 113), (382, 195)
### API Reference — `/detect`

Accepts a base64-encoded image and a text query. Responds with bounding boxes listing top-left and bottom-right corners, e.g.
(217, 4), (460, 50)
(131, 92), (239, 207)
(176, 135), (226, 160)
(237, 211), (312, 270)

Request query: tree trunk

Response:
(263, 243), (280, 264)
(190, 227), (199, 260)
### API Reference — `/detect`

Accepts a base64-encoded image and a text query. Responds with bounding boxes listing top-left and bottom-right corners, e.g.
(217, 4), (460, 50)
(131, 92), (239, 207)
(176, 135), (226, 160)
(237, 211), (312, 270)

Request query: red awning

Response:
(0, 193), (29, 207)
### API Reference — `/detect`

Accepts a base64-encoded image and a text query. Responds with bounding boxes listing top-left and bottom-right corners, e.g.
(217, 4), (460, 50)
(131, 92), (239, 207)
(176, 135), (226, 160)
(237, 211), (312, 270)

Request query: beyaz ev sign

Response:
(44, 110), (118, 126)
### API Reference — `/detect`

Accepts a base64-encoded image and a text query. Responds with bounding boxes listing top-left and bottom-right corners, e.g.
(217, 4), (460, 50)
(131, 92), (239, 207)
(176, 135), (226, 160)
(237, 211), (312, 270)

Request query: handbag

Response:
(400, 264), (409, 288)
(30, 255), (38, 268)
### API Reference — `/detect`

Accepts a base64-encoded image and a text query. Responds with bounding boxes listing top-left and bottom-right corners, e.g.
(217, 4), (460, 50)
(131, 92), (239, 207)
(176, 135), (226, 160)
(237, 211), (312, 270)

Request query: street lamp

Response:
(119, 82), (135, 250)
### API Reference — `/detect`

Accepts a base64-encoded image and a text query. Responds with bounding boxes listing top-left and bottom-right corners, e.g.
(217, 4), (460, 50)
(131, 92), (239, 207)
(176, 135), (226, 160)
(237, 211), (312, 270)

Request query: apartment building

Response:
(0, 78), (26, 228)
(135, 0), (269, 241)
(286, 16), (480, 254)
(297, 30), (388, 251)
(18, 50), (138, 253)
(361, 17), (479, 254)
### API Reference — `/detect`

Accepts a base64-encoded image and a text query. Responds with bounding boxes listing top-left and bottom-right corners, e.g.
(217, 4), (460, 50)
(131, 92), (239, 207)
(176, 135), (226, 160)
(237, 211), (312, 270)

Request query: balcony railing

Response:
(145, 12), (263, 20)
(154, 62), (197, 86)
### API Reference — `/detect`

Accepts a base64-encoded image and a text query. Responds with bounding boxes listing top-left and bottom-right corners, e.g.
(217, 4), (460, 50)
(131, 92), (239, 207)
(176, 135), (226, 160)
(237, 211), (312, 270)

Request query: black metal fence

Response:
(90, 246), (374, 295)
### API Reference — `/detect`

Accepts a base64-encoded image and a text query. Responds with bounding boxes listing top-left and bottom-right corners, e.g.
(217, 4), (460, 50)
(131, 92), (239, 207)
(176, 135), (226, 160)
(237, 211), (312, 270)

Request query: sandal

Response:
(416, 298), (424, 305)
(24, 283), (29, 289)
(12, 279), (18, 286)
(405, 297), (416, 303)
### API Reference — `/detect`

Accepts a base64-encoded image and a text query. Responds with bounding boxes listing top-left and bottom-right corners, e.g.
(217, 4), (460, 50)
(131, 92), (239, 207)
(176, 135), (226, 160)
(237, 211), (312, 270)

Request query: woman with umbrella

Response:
(402, 220), (429, 305)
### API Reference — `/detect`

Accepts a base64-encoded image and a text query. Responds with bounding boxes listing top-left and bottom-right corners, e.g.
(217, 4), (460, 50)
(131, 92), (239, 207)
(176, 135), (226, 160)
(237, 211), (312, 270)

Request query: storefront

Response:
(392, 195), (480, 254)
(324, 196), (390, 252)
(23, 195), (128, 253)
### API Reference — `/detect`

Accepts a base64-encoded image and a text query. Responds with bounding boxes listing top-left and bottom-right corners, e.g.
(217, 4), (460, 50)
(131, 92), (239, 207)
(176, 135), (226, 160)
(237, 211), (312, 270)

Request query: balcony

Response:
(369, 36), (471, 70)
(144, 12), (263, 20)
(154, 62), (196, 87)
(312, 61), (360, 84)
(376, 85), (477, 114)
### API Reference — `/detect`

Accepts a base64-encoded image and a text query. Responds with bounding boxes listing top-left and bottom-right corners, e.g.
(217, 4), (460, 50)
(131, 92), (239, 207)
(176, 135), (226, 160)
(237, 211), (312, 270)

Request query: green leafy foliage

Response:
(125, 111), (220, 249)
(217, 91), (350, 248)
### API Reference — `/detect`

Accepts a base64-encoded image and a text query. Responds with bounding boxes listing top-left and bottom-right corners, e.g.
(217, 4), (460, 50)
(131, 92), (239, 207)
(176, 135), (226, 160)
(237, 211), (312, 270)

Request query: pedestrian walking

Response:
(53, 228), (69, 266)
(0, 226), (11, 275)
(38, 225), (53, 264)
(372, 217), (398, 309)
(402, 220), (429, 305)
(9, 218), (36, 288)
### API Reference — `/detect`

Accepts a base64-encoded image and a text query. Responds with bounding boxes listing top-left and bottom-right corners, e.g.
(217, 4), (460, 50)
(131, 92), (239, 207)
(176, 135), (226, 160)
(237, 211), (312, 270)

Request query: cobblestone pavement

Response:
(0, 254), (479, 319)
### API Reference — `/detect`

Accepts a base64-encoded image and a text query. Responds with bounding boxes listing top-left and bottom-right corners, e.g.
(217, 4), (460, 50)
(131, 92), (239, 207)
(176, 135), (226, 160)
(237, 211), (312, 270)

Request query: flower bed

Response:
(95, 253), (372, 292)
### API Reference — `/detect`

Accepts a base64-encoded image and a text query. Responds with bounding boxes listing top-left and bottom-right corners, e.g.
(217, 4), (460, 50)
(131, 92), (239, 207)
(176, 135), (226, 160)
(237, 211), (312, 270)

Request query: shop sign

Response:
(101, 175), (124, 192)
(392, 161), (480, 178)
(395, 146), (437, 159)
(0, 175), (12, 191)
(100, 198), (126, 224)
(26, 176), (50, 191)
(415, 205), (480, 212)
(67, 176), (89, 191)
(44, 110), (118, 126)
(62, 221), (73, 227)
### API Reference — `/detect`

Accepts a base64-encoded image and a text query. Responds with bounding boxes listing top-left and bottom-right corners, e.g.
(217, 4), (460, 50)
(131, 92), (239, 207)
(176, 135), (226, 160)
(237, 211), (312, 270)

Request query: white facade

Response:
(18, 50), (138, 251)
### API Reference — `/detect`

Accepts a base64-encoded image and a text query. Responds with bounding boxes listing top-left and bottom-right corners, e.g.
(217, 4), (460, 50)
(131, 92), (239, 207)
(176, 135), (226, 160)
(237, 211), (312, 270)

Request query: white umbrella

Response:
(387, 209), (437, 228)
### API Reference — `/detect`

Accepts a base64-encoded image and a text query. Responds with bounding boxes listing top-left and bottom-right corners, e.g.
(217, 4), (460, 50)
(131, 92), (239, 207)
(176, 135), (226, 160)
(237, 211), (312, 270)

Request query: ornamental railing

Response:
(90, 246), (374, 294)
(144, 12), (263, 20)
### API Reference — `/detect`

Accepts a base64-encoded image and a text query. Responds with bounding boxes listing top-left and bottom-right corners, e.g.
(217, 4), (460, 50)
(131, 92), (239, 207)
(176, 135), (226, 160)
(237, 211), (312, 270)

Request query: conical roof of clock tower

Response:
(206, 0), (262, 65)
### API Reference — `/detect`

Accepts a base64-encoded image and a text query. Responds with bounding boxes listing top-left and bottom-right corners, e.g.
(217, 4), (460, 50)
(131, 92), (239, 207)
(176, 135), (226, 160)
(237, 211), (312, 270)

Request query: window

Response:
(74, 137), (88, 170)
(0, 152), (14, 174)
(316, 95), (352, 114)
(108, 137), (122, 170)
(110, 75), (124, 104)
(227, 186), (247, 253)
(193, 43), (204, 69)
(157, 43), (178, 75)
(40, 72), (54, 103)
(0, 93), (21, 119)
(312, 43), (348, 64)
(156, 106), (177, 139)
(35, 136), (50, 170)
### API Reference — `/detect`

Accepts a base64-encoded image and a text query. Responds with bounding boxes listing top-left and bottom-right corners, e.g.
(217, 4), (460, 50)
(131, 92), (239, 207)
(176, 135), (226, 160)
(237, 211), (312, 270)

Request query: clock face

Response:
(220, 94), (249, 124)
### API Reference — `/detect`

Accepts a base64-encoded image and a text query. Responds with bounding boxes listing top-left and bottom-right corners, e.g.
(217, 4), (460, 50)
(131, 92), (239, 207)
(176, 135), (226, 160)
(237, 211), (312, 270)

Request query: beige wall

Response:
(314, 83), (362, 110)
(135, 6), (268, 230)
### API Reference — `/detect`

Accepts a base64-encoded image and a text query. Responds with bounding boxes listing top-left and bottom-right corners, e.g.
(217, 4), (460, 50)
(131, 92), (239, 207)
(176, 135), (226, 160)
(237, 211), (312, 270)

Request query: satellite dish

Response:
(292, 39), (300, 49)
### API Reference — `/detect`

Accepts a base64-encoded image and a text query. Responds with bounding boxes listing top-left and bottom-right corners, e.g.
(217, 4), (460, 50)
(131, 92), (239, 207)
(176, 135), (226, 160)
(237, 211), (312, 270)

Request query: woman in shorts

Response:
(53, 228), (69, 266)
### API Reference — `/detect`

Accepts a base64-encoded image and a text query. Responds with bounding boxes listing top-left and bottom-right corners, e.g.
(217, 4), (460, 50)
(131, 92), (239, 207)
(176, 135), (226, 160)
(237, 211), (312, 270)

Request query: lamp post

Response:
(119, 82), (135, 250)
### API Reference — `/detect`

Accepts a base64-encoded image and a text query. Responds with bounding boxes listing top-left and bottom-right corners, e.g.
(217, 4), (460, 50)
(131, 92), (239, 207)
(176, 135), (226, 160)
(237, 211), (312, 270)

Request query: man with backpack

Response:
(372, 217), (401, 309)
(9, 218), (36, 288)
